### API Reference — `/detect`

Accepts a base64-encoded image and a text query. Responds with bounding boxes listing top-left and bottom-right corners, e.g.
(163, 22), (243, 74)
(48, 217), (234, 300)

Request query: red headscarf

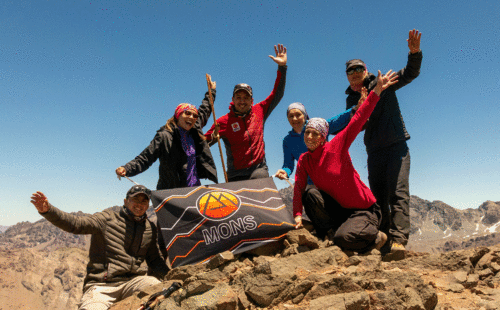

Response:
(174, 103), (198, 119)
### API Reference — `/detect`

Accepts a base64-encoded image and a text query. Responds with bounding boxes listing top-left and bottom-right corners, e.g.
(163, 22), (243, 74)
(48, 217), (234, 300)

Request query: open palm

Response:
(30, 191), (50, 213)
(269, 44), (287, 66)
(373, 70), (399, 95)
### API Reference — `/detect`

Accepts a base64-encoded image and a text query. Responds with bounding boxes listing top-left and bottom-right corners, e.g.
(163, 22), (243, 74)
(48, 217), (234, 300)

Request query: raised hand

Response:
(373, 70), (399, 95)
(407, 29), (421, 54)
(30, 191), (50, 213)
(358, 87), (368, 106)
(206, 74), (216, 90)
(268, 44), (287, 66)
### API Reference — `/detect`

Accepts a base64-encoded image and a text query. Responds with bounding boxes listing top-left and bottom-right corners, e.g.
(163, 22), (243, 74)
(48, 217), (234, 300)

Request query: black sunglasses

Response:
(346, 67), (365, 75)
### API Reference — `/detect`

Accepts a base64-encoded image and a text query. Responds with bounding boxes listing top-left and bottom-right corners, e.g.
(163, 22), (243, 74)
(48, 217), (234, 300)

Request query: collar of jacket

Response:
(228, 102), (252, 118)
(122, 206), (147, 222)
(308, 142), (326, 161)
(345, 72), (377, 95)
(287, 129), (302, 137)
(287, 123), (306, 137)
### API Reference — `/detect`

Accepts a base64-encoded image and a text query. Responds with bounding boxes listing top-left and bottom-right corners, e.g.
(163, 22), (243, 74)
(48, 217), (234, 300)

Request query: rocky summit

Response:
(2, 229), (500, 309)
(109, 229), (500, 310)
(1, 195), (500, 309)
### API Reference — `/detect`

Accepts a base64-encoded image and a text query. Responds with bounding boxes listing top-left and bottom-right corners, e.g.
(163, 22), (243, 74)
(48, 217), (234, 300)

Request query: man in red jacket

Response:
(205, 44), (287, 182)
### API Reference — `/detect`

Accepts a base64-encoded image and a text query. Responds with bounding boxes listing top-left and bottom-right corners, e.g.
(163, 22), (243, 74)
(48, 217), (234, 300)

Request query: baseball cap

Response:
(345, 59), (366, 72)
(126, 185), (152, 199)
(233, 83), (253, 97)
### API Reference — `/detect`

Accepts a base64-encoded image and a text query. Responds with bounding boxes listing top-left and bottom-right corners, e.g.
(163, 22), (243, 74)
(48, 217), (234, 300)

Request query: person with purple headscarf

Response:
(275, 102), (357, 218)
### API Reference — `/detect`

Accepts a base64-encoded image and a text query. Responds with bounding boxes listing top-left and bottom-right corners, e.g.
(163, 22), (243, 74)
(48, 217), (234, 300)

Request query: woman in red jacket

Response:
(293, 70), (397, 253)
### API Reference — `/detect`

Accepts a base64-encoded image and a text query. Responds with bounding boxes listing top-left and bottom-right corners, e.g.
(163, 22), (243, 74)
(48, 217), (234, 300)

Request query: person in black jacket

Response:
(344, 29), (422, 255)
(116, 76), (218, 190)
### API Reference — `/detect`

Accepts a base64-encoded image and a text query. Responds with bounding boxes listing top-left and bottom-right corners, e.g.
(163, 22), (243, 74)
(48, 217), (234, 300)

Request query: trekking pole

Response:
(206, 73), (228, 183)
(271, 173), (294, 188)
(117, 175), (140, 185)
(136, 282), (182, 310)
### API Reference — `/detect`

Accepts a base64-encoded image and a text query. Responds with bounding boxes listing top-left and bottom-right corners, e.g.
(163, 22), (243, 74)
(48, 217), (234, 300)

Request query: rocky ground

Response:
(104, 229), (500, 310)
(1, 196), (500, 309)
(3, 229), (498, 309)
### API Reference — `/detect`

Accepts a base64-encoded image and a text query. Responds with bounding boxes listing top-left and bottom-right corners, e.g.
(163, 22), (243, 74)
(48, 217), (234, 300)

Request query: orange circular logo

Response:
(196, 191), (241, 220)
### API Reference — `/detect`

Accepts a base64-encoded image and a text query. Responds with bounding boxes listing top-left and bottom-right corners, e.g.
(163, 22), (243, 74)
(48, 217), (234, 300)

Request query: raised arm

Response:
(261, 44), (288, 120)
(30, 191), (104, 234)
(196, 75), (216, 129)
(391, 29), (423, 91)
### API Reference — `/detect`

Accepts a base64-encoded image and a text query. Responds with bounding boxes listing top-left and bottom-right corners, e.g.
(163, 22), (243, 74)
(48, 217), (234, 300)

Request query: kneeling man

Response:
(30, 185), (169, 310)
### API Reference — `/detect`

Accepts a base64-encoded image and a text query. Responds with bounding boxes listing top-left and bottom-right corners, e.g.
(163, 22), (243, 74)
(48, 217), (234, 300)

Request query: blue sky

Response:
(1, 0), (499, 226)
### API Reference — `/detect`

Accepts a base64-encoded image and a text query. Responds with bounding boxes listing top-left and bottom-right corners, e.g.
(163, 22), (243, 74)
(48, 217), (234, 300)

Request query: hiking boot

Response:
(374, 231), (387, 250)
(382, 242), (406, 262)
(391, 242), (406, 252)
(322, 234), (334, 247)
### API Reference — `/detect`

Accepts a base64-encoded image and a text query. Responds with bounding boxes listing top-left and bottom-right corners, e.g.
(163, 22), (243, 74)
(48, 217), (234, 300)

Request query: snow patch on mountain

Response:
(485, 221), (500, 233)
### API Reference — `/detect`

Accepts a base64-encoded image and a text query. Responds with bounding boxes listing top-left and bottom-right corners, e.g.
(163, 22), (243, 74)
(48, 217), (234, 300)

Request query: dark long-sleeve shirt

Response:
(346, 51), (423, 153)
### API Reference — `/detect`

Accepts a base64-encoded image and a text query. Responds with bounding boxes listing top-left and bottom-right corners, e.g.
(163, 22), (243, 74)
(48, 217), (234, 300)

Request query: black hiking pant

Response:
(228, 159), (269, 182)
(367, 141), (411, 248)
(302, 185), (381, 253)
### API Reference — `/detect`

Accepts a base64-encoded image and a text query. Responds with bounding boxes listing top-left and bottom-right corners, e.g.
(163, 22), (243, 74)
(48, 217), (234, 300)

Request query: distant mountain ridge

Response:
(409, 196), (500, 252)
(0, 211), (91, 251)
(1, 194), (499, 253)
(0, 205), (158, 251)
